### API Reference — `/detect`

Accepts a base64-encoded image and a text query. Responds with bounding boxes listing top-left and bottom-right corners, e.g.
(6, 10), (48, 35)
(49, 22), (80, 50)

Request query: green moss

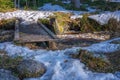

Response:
(38, 18), (56, 34)
(80, 14), (96, 32)
(0, 0), (15, 12)
(50, 12), (72, 34)
(38, 18), (49, 25)
(38, 13), (120, 35)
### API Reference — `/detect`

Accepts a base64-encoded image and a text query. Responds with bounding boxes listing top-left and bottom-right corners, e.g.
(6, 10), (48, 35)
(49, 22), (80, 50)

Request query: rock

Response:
(0, 69), (19, 80)
(17, 59), (46, 78)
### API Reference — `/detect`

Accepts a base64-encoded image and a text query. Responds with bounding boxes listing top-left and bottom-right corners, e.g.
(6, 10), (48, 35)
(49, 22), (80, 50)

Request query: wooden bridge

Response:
(14, 20), (57, 43)
(14, 20), (110, 49)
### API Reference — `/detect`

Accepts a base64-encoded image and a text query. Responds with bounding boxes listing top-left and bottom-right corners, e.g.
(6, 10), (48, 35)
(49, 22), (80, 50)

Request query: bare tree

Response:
(25, 0), (28, 7)
(33, 0), (37, 8)
(18, 0), (20, 8)
(14, 0), (17, 8)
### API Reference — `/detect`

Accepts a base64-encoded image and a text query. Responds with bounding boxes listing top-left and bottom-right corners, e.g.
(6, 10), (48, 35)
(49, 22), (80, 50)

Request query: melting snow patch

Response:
(0, 10), (53, 22)
(84, 38), (120, 53)
(89, 11), (120, 25)
(39, 3), (66, 11)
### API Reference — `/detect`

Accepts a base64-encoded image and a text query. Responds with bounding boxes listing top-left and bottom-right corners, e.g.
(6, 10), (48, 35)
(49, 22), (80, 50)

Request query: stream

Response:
(0, 38), (120, 80)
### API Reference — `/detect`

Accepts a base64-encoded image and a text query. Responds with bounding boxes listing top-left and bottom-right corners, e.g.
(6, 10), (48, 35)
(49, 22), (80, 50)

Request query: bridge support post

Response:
(48, 41), (57, 50)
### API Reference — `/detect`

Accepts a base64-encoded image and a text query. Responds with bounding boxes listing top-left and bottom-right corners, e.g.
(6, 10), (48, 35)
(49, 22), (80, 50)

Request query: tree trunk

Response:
(18, 0), (20, 8)
(72, 0), (81, 8)
(33, 0), (37, 8)
(26, 0), (28, 7)
(14, 0), (17, 8)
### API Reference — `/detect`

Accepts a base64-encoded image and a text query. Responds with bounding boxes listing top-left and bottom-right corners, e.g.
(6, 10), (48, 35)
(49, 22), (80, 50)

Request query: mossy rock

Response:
(0, 53), (23, 78)
(17, 59), (46, 79)
(75, 50), (114, 73)
(0, 54), (22, 69)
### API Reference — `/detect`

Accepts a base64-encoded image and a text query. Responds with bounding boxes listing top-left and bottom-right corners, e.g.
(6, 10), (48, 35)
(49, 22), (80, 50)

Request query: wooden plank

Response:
(18, 21), (57, 43)
(37, 22), (57, 39)
(14, 20), (20, 41)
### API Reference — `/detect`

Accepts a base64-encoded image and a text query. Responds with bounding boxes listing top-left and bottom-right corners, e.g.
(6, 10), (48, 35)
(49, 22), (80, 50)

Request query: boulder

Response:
(17, 59), (46, 78)
(0, 69), (19, 80)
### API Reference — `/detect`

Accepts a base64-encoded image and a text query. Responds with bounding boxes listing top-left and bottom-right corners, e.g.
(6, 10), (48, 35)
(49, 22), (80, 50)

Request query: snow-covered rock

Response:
(89, 11), (120, 25)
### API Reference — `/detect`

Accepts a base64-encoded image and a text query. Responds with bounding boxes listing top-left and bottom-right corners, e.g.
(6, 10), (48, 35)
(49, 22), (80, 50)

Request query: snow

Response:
(0, 38), (120, 80)
(0, 10), (53, 22)
(0, 3), (98, 21)
(89, 11), (120, 25)
(86, 7), (96, 12)
(39, 3), (66, 11)
(84, 38), (120, 53)
(62, 0), (71, 4)
(71, 15), (83, 19)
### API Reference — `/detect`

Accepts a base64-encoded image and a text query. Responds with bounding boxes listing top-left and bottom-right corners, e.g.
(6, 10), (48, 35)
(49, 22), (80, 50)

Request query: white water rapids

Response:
(0, 38), (120, 80)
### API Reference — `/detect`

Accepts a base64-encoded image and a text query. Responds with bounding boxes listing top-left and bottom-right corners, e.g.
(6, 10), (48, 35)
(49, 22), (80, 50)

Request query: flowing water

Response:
(0, 38), (120, 80)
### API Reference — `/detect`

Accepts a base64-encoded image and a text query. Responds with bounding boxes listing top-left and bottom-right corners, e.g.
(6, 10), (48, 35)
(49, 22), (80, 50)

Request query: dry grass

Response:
(78, 50), (113, 73)
(0, 18), (16, 30)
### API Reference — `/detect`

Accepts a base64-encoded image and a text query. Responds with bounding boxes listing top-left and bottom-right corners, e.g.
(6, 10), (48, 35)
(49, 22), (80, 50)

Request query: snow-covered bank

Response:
(89, 11), (120, 25)
(0, 38), (120, 80)
(0, 10), (85, 22)
(0, 3), (89, 22)
(84, 38), (120, 53)
(0, 10), (53, 22)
